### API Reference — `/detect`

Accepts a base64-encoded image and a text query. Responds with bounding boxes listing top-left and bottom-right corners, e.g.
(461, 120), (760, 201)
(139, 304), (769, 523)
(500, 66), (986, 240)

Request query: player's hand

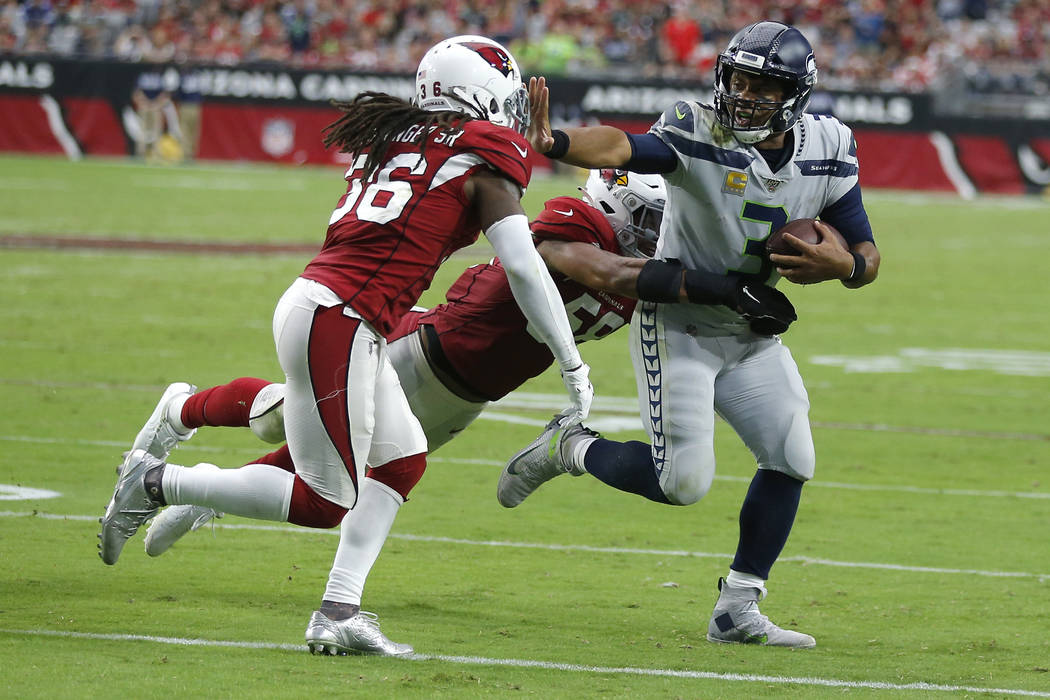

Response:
(526, 76), (554, 154)
(731, 281), (797, 335)
(770, 223), (854, 285)
(560, 362), (593, 424)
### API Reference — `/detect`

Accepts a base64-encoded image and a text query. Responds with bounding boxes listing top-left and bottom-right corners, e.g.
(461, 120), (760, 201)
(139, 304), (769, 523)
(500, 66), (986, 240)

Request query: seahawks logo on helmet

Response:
(462, 42), (514, 77)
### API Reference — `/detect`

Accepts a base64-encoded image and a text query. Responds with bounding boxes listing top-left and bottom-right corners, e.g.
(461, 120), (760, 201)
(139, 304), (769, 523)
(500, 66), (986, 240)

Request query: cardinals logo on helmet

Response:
(463, 42), (514, 77)
(600, 168), (630, 187)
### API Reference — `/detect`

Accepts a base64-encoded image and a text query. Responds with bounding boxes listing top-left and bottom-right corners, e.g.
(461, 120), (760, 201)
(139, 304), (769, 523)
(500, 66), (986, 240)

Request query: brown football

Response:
(765, 218), (848, 256)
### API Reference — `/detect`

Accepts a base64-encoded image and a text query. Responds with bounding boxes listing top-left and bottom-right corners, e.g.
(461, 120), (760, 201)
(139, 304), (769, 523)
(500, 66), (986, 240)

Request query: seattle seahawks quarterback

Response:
(502, 21), (881, 648)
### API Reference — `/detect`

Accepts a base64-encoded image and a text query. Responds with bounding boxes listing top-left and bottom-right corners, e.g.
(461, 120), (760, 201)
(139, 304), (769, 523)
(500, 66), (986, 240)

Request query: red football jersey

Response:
(302, 118), (531, 336)
(415, 196), (637, 400)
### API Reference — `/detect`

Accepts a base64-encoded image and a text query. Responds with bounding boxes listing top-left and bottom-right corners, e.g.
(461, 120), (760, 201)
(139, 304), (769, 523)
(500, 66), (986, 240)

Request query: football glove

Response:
(559, 362), (593, 424)
(731, 282), (797, 335)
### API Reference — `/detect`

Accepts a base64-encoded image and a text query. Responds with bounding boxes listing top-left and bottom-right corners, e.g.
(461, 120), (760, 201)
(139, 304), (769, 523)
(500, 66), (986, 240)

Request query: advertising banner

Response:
(2, 56), (1048, 195)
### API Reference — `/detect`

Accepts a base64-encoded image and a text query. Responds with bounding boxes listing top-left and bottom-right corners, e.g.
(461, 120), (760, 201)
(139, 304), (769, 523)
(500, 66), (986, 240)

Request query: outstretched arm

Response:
(526, 77), (633, 168)
(467, 170), (592, 422)
(537, 239), (648, 298)
(537, 239), (796, 334)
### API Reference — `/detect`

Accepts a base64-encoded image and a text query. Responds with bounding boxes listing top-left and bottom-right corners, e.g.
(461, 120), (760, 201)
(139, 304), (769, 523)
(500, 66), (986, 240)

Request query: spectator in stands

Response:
(661, 4), (700, 68)
(0, 0), (1045, 96)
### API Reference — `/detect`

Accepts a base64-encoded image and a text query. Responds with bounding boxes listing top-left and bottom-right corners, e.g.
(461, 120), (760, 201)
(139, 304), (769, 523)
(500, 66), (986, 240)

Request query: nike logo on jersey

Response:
(675, 104), (687, 120)
(552, 208), (574, 217)
(512, 142), (528, 158)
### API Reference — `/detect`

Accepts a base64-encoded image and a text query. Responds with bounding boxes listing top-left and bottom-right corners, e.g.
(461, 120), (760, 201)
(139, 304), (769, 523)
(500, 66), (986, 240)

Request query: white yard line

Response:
(1, 510), (1047, 581)
(2, 629), (1048, 697)
(2, 433), (1048, 500)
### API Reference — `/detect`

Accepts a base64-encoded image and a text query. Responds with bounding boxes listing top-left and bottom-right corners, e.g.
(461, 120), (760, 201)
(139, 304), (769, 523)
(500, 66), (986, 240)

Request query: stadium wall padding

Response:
(2, 56), (1048, 195)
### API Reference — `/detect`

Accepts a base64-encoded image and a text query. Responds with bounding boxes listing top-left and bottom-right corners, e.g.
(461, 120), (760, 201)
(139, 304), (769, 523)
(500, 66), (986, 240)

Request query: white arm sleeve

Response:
(485, 214), (582, 371)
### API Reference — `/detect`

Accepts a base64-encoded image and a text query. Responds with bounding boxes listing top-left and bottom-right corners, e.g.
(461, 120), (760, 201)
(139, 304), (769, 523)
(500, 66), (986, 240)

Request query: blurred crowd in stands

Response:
(2, 0), (1048, 95)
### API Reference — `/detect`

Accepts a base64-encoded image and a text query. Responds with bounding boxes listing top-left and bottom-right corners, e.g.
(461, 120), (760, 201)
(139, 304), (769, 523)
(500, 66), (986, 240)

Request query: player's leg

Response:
(307, 339), (425, 656)
(592, 302), (722, 505)
(160, 293), (366, 522)
(497, 302), (721, 506)
(388, 329), (487, 452)
(143, 444), (296, 557)
(99, 281), (352, 565)
(177, 377), (286, 439)
(146, 329), (443, 558)
(130, 377), (281, 468)
(705, 335), (815, 648)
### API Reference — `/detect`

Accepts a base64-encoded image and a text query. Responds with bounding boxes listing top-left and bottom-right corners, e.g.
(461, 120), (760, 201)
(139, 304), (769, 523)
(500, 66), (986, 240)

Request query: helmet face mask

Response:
(713, 22), (817, 145)
(415, 35), (531, 135)
(582, 169), (667, 259)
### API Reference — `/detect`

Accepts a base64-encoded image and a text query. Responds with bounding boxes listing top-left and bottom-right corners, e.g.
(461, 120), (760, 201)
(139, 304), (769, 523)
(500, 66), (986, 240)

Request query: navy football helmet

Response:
(713, 21), (818, 144)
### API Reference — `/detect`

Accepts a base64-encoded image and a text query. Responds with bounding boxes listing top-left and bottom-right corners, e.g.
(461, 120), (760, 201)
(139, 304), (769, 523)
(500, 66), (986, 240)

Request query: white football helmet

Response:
(582, 169), (667, 258)
(415, 35), (530, 135)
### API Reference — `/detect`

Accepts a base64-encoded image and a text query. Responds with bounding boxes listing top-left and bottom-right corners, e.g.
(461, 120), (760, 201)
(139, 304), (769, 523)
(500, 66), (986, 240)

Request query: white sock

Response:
(166, 394), (191, 434)
(163, 462), (294, 521)
(725, 569), (768, 598)
(323, 477), (403, 605)
(566, 434), (598, 474)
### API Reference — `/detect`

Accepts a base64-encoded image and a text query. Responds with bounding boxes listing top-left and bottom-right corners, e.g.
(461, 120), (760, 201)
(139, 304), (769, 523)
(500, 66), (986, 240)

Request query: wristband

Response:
(636, 259), (682, 303)
(846, 251), (866, 283)
(546, 129), (570, 159)
(683, 269), (735, 305)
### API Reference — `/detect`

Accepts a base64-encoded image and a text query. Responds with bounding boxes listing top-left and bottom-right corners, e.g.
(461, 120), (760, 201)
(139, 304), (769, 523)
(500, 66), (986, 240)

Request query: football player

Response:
(119, 166), (792, 654)
(502, 21), (882, 648)
(99, 35), (595, 654)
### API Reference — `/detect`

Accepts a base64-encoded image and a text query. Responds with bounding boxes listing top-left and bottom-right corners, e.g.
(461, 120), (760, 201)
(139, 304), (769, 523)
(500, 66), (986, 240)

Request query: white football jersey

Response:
(649, 101), (859, 334)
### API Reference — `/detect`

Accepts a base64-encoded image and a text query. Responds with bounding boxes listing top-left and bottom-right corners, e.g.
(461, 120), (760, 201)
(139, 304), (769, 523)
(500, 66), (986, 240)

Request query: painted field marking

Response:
(3, 629), (1048, 697)
(1, 511), (1046, 581)
(0, 485), (61, 500)
(2, 431), (1048, 502)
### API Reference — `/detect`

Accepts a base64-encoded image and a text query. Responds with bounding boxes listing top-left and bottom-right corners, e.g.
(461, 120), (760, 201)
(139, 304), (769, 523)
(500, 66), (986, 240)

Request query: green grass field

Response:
(1, 154), (1048, 698)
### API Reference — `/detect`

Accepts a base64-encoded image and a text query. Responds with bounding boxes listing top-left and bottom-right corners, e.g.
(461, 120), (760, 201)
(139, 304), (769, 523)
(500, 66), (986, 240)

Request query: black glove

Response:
(730, 281), (797, 335)
(681, 270), (797, 335)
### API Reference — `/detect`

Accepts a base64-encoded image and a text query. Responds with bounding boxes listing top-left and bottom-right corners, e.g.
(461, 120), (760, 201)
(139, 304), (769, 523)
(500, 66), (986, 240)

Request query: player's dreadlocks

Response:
(322, 92), (471, 180)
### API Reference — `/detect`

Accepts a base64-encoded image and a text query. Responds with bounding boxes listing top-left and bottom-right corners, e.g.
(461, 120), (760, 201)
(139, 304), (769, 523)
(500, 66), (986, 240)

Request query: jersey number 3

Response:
(735, 201), (788, 282)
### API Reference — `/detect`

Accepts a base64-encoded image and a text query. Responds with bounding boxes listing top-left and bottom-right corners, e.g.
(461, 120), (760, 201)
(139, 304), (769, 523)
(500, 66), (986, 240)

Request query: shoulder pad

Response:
(659, 100), (696, 133)
(457, 120), (532, 190)
(532, 196), (616, 249)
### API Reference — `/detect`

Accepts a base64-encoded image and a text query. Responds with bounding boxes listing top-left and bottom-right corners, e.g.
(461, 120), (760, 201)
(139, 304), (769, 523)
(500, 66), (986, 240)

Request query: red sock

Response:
(249, 445), (295, 473)
(181, 377), (270, 429)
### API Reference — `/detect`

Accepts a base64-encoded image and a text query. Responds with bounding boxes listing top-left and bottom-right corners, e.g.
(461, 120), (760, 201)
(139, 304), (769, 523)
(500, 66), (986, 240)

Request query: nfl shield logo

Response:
(262, 118), (295, 158)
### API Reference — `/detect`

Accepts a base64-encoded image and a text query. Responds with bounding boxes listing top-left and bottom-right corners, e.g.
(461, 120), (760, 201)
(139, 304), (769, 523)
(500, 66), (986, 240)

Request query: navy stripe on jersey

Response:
(661, 131), (754, 169)
(820, 183), (874, 244)
(625, 133), (677, 174)
(797, 159), (858, 177)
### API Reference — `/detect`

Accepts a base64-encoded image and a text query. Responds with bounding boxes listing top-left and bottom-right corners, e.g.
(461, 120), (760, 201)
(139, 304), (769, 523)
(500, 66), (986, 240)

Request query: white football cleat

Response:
(132, 382), (198, 461)
(496, 413), (594, 508)
(706, 578), (816, 648)
(305, 610), (413, 656)
(98, 449), (164, 565)
(144, 504), (222, 557)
